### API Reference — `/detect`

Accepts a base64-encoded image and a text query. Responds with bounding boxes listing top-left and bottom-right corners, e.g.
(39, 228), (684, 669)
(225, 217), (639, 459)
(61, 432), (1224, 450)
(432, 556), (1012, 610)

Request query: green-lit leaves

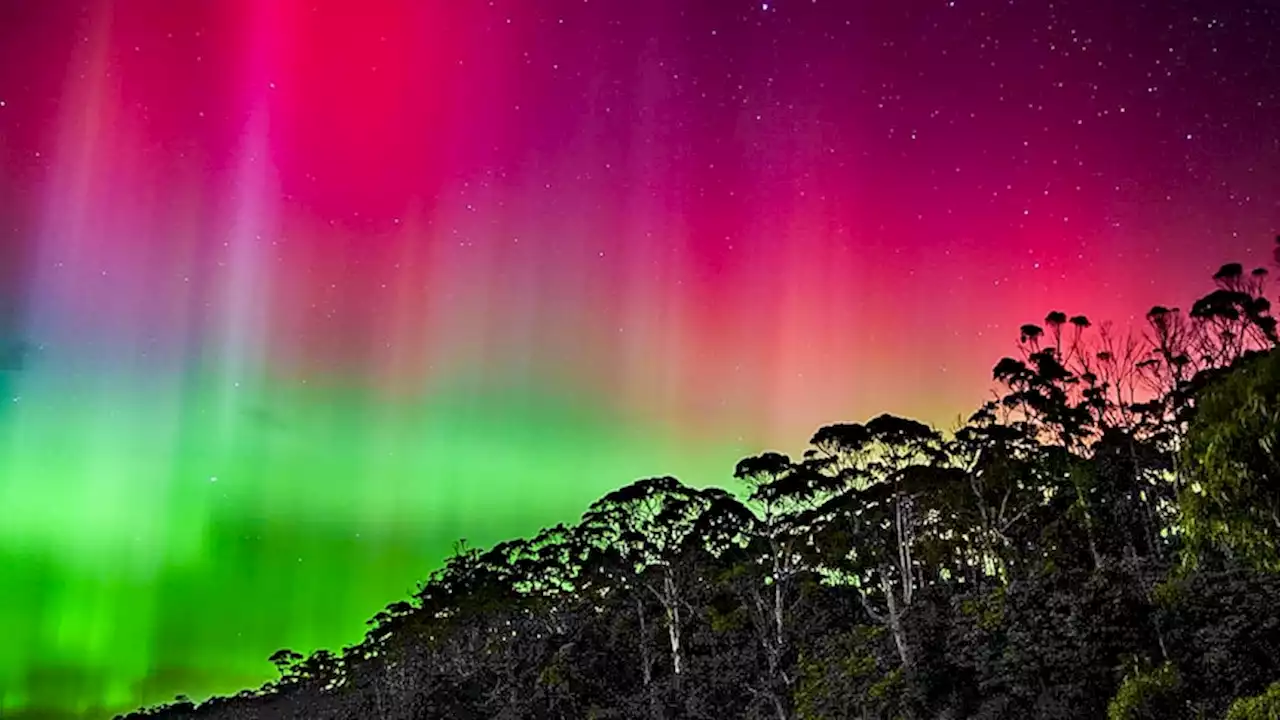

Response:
(1225, 681), (1280, 720)
(1180, 349), (1280, 570)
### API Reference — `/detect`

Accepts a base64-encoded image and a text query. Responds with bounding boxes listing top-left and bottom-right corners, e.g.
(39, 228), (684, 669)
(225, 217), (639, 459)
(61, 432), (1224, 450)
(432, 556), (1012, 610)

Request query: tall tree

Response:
(792, 415), (954, 669)
(949, 406), (1047, 582)
(732, 451), (811, 720)
(577, 476), (732, 716)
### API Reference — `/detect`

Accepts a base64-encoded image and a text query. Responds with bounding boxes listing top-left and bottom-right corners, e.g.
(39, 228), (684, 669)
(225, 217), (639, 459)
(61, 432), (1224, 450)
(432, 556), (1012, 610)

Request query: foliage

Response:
(1225, 681), (1280, 720)
(1180, 348), (1280, 570)
(1106, 662), (1183, 720)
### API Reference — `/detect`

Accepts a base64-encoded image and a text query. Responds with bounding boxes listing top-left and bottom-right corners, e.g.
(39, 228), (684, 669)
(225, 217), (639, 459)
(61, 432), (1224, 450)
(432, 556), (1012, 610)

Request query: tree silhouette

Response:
(576, 475), (735, 717)
(268, 648), (304, 681)
(116, 237), (1280, 720)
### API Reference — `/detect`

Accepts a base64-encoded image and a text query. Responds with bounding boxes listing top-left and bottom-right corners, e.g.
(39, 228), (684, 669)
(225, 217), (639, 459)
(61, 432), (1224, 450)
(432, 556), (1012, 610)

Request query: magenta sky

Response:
(1, 1), (1275, 438)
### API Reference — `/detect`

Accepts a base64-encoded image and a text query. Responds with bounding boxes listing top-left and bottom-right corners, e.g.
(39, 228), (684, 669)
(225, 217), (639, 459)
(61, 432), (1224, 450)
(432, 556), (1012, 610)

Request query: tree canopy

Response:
(119, 243), (1280, 719)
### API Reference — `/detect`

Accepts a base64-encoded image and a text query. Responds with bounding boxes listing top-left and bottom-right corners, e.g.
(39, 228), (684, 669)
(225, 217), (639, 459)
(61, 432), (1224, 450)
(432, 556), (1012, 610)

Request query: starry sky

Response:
(0, 0), (1277, 716)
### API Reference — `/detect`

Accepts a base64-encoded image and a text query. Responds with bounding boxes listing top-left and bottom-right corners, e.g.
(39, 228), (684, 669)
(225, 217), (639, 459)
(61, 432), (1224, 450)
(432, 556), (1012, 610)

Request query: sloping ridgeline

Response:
(121, 243), (1280, 720)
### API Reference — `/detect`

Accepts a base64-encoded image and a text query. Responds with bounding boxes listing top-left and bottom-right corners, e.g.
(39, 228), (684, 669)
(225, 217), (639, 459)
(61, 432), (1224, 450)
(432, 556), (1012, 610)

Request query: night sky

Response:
(0, 0), (1277, 716)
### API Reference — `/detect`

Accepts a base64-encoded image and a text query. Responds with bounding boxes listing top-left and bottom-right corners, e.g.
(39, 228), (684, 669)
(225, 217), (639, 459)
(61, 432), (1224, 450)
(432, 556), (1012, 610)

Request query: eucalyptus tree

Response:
(785, 414), (960, 669)
(945, 407), (1047, 583)
(576, 476), (740, 715)
(993, 311), (1100, 449)
(1190, 263), (1277, 365)
(730, 451), (810, 720)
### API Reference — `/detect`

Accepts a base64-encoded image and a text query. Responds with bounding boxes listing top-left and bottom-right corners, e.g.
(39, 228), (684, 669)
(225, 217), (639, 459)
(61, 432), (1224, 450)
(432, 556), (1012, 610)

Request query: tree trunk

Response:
(663, 571), (683, 683)
(771, 692), (789, 720)
(636, 597), (663, 720)
(773, 564), (785, 652)
(1080, 500), (1104, 570)
(881, 573), (912, 668)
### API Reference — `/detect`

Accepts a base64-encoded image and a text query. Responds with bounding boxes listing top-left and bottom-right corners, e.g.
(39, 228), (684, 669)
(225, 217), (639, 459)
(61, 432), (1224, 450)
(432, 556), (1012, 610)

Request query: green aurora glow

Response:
(0, 373), (747, 716)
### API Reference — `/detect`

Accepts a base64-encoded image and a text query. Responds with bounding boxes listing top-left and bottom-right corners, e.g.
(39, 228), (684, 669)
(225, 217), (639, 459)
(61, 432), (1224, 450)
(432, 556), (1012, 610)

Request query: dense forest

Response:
(123, 239), (1280, 720)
